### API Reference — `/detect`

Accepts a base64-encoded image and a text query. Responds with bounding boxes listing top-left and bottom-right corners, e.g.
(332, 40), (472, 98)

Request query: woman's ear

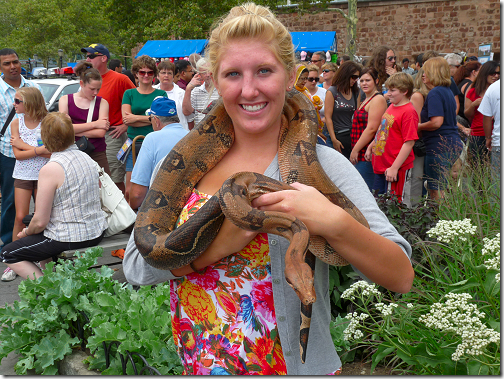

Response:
(287, 68), (296, 91)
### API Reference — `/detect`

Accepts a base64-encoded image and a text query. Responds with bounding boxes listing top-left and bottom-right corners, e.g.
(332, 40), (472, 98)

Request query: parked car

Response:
(32, 78), (80, 112)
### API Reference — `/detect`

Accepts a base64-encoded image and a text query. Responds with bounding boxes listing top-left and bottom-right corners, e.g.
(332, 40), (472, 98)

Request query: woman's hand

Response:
(364, 144), (373, 161)
(349, 149), (359, 165)
(385, 66), (397, 76)
(95, 118), (110, 130)
(10, 135), (24, 149)
(252, 182), (342, 239)
(188, 73), (204, 90)
(331, 137), (343, 152)
(122, 111), (137, 125)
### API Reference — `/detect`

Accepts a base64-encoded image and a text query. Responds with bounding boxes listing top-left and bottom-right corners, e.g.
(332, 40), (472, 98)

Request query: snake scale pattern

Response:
(134, 90), (369, 364)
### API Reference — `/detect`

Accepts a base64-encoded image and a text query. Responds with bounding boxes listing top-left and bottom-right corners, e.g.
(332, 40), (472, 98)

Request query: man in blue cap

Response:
(129, 97), (188, 210)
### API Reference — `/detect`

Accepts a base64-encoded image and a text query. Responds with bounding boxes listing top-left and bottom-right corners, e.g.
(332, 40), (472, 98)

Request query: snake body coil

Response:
(134, 90), (369, 363)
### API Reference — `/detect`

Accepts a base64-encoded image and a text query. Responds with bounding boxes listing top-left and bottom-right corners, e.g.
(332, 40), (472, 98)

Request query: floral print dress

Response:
(170, 189), (287, 375)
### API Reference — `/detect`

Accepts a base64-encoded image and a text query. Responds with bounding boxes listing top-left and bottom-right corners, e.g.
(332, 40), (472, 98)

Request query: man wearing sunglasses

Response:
(310, 51), (326, 85)
(0, 49), (42, 281)
(81, 43), (135, 194)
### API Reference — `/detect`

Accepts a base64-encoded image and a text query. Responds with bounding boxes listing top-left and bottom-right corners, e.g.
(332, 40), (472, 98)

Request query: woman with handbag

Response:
(59, 62), (111, 175)
(0, 112), (107, 280)
(324, 60), (362, 159)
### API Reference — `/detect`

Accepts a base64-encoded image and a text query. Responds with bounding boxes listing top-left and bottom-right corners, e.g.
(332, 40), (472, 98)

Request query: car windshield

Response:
(37, 84), (58, 104)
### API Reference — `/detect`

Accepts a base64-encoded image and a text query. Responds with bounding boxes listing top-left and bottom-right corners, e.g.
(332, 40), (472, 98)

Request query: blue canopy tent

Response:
(135, 32), (336, 59)
(135, 39), (208, 58)
(290, 31), (337, 53)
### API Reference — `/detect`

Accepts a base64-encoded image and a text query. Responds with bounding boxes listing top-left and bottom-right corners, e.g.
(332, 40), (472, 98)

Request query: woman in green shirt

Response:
(121, 55), (167, 202)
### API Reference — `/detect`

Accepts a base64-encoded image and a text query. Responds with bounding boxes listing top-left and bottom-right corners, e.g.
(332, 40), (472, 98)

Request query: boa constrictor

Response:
(134, 90), (369, 363)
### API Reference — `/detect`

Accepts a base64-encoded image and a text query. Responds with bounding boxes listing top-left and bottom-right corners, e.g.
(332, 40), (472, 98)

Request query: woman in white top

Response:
(10, 87), (50, 242)
(1, 112), (107, 280)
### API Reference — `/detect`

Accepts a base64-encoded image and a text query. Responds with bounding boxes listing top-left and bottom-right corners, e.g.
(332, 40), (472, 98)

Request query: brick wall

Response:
(276, 0), (500, 61)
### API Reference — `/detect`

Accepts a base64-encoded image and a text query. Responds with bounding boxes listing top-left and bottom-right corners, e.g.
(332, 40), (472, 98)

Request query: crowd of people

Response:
(0, 1), (500, 374)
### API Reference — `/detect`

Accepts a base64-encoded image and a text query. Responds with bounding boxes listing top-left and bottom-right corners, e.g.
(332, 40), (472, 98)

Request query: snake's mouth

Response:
(240, 102), (267, 112)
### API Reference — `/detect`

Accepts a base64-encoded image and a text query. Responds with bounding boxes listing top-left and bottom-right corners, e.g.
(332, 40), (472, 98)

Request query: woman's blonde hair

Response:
(423, 57), (451, 87)
(306, 64), (319, 73)
(413, 68), (430, 99)
(16, 87), (47, 121)
(41, 112), (75, 152)
(206, 2), (295, 80)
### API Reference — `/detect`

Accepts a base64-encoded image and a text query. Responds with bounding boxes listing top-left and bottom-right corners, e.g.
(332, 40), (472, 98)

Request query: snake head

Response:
(285, 267), (316, 305)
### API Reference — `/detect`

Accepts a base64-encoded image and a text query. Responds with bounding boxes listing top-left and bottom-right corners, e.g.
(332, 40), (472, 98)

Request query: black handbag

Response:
(413, 139), (426, 157)
(76, 136), (95, 154)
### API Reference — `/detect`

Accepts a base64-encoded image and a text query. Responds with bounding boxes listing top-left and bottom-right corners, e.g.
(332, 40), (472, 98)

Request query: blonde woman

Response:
(321, 62), (337, 90)
(124, 2), (413, 375)
(418, 57), (463, 200)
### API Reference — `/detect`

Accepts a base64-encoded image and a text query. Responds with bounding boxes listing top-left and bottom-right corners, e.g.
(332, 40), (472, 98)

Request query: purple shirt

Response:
(68, 94), (106, 152)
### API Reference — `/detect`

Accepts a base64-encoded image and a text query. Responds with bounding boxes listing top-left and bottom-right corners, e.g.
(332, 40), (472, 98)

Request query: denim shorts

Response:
(125, 149), (134, 172)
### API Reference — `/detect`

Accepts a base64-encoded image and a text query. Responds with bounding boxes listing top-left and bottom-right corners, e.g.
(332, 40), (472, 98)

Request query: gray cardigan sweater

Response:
(123, 144), (412, 375)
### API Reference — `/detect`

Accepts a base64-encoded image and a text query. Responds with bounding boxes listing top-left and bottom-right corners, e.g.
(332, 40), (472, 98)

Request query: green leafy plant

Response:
(0, 248), (183, 375)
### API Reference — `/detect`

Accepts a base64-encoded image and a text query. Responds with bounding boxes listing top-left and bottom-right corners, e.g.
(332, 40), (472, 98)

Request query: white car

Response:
(32, 78), (80, 112)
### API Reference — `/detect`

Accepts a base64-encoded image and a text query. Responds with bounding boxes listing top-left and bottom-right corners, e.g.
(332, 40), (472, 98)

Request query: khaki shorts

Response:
(105, 129), (127, 184)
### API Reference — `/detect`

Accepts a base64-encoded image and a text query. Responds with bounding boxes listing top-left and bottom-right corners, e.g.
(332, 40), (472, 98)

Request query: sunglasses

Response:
(14, 98), (23, 105)
(87, 53), (103, 59)
(138, 70), (154, 76)
(490, 71), (500, 76)
(322, 69), (334, 73)
(310, 59), (322, 63)
(387, 56), (397, 61)
(351, 74), (360, 80)
(307, 77), (320, 82)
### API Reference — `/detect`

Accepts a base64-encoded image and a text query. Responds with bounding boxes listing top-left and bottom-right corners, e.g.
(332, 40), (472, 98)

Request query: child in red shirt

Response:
(365, 73), (419, 205)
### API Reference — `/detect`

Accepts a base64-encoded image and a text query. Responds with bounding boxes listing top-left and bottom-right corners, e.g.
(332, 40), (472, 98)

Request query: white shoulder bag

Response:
(94, 163), (136, 237)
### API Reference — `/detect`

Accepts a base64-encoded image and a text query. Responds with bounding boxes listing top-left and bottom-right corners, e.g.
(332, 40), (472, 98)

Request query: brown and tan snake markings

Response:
(134, 90), (369, 364)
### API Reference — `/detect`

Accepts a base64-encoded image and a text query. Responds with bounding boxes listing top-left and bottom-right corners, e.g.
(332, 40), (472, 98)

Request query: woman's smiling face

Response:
(213, 38), (295, 138)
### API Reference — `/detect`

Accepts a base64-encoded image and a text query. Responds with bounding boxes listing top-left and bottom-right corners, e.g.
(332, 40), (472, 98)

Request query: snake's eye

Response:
(242, 189), (247, 196)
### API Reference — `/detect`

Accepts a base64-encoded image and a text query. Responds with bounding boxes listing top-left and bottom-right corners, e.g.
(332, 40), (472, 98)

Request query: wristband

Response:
(34, 147), (39, 156)
(190, 261), (205, 274)
(24, 228), (30, 236)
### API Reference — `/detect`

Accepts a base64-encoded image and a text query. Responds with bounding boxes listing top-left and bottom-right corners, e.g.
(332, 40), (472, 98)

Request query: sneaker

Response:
(1, 267), (17, 282)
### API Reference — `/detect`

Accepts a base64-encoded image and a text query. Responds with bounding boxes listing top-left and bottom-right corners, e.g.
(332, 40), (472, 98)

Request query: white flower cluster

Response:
(375, 302), (399, 316)
(419, 293), (499, 361)
(426, 219), (477, 244)
(341, 280), (381, 301)
(482, 234), (500, 283)
(343, 312), (369, 341)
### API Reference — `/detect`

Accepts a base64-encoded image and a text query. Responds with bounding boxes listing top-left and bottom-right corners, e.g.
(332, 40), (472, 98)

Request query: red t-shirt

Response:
(466, 87), (485, 136)
(372, 102), (419, 174)
(98, 70), (136, 127)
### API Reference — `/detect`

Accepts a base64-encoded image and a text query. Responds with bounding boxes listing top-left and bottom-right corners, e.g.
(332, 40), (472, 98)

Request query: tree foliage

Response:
(0, 0), (336, 63)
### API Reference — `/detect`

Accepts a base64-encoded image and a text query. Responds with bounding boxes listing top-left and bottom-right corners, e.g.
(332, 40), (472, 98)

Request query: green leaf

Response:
(467, 361), (490, 375)
(371, 345), (395, 373)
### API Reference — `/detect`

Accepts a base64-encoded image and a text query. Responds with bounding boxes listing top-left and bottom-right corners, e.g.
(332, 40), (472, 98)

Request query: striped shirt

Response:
(188, 84), (220, 127)
(0, 77), (41, 158)
(44, 145), (107, 242)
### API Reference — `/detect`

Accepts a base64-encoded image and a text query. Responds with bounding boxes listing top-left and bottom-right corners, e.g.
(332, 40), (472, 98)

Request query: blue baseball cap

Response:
(146, 97), (177, 117)
(81, 44), (110, 59)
